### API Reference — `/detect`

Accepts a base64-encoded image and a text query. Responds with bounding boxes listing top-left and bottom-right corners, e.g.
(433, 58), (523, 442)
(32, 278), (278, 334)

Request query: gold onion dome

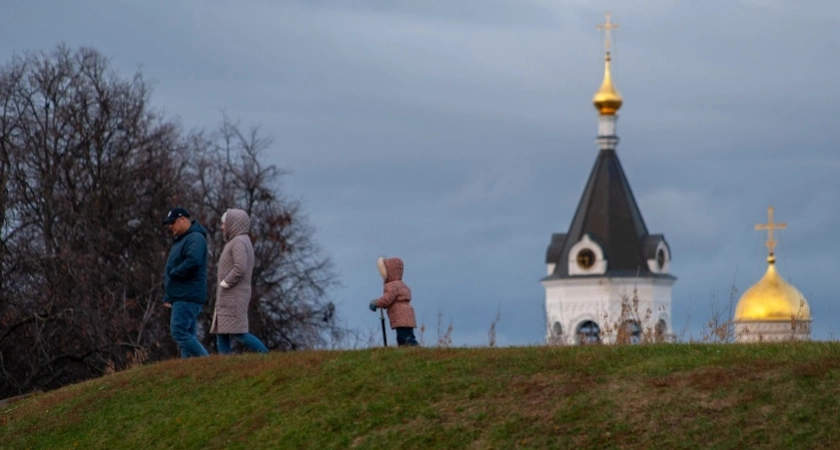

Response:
(733, 256), (811, 322)
(592, 52), (623, 115)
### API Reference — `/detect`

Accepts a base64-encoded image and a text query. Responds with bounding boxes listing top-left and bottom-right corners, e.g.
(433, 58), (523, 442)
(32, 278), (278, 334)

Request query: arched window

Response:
(576, 320), (601, 345)
(656, 248), (666, 269)
(655, 319), (668, 343)
(551, 321), (563, 337)
(617, 320), (642, 344)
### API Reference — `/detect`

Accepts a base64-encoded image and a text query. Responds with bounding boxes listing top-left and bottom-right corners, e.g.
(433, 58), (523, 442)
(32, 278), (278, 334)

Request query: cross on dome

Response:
(592, 11), (623, 116)
(597, 12), (619, 53)
(755, 206), (787, 263)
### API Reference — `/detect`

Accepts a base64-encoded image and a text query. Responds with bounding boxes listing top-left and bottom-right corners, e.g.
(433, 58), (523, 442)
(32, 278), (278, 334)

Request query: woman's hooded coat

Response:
(210, 208), (255, 335)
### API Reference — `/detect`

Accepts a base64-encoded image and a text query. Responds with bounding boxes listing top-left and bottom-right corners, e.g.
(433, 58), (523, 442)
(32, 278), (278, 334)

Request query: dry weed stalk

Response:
(436, 311), (453, 348)
(699, 282), (738, 343)
(418, 323), (427, 347)
(487, 309), (502, 347)
(594, 286), (665, 345)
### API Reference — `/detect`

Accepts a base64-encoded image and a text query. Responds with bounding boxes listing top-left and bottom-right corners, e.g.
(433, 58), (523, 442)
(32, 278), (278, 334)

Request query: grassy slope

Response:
(2, 342), (840, 449)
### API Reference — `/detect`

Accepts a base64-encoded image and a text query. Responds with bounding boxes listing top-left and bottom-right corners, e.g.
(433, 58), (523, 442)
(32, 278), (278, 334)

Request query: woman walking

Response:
(210, 208), (269, 354)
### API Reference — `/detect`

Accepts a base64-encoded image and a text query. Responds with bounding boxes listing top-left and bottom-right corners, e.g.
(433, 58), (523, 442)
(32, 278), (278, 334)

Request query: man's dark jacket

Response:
(163, 220), (209, 304)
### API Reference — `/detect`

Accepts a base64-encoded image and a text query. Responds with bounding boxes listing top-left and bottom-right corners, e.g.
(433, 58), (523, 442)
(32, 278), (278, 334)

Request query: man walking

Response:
(162, 207), (210, 358)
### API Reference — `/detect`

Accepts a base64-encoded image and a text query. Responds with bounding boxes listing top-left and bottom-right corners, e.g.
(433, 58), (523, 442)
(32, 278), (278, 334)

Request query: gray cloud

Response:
(1, 0), (837, 346)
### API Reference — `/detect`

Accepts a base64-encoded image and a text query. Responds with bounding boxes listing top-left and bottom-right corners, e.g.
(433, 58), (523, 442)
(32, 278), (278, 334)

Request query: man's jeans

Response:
(217, 333), (269, 354)
(170, 301), (210, 358)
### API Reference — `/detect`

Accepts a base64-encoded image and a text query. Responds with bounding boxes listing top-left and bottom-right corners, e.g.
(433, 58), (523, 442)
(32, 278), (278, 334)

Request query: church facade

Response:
(541, 13), (676, 345)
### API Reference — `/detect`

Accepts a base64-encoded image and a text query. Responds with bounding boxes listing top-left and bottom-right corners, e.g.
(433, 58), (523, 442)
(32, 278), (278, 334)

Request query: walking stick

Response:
(379, 307), (388, 347)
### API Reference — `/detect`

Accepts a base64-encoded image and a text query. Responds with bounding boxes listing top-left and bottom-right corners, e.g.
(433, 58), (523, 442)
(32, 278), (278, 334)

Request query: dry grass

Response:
(3, 343), (840, 449)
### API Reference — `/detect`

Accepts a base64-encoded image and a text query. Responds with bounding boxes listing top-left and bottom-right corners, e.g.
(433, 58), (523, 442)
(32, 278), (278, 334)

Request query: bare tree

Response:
(187, 114), (341, 352)
(0, 44), (187, 397)
(0, 44), (340, 397)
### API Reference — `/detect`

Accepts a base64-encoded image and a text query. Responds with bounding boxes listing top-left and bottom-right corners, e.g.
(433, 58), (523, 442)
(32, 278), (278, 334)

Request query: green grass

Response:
(2, 342), (840, 449)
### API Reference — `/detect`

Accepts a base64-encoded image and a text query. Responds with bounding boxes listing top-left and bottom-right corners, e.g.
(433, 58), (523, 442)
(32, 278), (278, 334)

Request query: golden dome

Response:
(592, 53), (623, 115)
(733, 257), (810, 322)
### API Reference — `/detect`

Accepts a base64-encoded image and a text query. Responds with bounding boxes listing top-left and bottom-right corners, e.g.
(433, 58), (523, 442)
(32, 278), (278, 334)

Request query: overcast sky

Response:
(2, 0), (838, 347)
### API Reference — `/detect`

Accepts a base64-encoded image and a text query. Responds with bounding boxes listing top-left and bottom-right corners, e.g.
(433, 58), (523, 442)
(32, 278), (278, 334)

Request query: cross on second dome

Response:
(755, 206), (787, 259)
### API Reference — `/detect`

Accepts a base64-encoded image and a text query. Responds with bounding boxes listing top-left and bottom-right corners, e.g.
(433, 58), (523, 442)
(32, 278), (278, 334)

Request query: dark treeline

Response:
(0, 44), (340, 398)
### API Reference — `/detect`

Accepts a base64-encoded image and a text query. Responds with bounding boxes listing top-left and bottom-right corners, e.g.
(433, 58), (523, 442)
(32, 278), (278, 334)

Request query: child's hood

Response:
(377, 256), (404, 283)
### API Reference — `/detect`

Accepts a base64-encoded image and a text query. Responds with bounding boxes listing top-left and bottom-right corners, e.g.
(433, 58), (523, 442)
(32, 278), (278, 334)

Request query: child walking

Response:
(369, 256), (419, 346)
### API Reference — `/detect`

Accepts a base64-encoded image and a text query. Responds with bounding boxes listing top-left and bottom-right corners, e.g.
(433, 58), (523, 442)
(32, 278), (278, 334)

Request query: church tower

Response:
(541, 12), (676, 345)
(733, 207), (811, 342)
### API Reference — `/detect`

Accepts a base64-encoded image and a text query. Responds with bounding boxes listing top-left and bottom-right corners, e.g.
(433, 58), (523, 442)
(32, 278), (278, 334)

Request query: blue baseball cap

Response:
(163, 207), (190, 224)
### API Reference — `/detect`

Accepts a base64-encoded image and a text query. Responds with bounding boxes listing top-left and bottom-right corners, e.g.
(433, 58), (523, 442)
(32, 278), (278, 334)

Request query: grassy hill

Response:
(2, 342), (840, 449)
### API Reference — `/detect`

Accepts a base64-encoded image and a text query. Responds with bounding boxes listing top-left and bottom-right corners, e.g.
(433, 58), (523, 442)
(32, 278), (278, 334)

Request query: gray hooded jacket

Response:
(210, 208), (255, 335)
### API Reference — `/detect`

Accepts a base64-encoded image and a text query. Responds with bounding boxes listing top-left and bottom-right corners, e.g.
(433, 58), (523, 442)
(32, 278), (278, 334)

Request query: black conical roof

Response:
(544, 148), (674, 279)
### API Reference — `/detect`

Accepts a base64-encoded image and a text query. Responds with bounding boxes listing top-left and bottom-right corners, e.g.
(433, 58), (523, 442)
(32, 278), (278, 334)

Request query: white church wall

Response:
(734, 320), (811, 342)
(543, 276), (675, 345)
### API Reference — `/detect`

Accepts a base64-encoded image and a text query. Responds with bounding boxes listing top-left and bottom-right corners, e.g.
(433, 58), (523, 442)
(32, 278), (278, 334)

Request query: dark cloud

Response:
(1, 0), (837, 346)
